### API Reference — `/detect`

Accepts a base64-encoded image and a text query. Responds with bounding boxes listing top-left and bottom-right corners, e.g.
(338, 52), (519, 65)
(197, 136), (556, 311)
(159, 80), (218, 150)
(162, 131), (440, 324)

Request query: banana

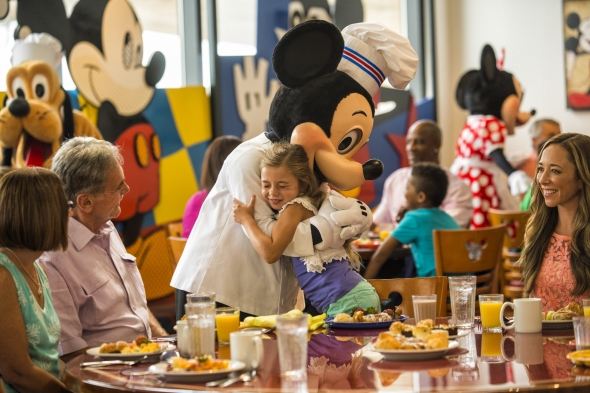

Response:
(243, 309), (327, 330)
(243, 309), (304, 328)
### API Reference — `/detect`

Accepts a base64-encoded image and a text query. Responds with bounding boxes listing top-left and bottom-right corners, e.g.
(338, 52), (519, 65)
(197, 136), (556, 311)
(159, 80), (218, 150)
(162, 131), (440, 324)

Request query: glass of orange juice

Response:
(479, 294), (504, 333)
(215, 307), (240, 345)
(583, 299), (590, 317)
(379, 224), (393, 241)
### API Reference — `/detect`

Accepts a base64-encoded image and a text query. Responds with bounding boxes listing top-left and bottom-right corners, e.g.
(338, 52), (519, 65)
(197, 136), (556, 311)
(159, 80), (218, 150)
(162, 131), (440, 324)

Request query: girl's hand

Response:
(233, 194), (256, 224)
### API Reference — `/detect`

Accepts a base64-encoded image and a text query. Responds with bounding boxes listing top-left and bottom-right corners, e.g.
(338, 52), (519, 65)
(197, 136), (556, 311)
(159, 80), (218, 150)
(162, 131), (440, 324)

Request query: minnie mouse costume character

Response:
(171, 20), (417, 318)
(451, 45), (534, 228)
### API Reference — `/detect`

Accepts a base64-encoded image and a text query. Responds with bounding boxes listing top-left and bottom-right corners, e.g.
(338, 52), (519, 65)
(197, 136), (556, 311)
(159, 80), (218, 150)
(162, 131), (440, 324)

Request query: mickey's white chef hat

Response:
(11, 33), (63, 69)
(337, 23), (419, 97)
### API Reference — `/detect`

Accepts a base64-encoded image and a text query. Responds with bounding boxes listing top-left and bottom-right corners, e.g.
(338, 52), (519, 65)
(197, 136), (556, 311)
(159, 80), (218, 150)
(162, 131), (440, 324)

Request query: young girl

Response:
(232, 143), (380, 317)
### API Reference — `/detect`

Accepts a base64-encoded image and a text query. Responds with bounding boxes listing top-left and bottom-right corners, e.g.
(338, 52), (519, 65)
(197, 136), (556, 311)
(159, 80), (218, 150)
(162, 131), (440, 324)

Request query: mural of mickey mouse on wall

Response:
(564, 4), (590, 110)
(66, 0), (166, 246)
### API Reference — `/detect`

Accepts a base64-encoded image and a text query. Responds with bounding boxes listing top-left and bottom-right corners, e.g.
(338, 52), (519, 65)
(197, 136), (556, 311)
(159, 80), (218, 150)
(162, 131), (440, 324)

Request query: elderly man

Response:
(517, 118), (561, 178)
(373, 120), (473, 230)
(40, 137), (166, 361)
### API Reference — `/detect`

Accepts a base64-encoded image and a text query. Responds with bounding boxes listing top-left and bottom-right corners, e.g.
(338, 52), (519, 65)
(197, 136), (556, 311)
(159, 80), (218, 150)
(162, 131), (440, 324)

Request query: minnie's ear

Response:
(455, 70), (478, 109)
(272, 20), (343, 88)
(480, 44), (497, 84)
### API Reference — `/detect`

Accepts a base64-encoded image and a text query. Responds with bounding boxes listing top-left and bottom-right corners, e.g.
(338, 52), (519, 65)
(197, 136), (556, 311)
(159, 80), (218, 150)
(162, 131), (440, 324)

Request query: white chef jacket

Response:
(170, 134), (315, 316)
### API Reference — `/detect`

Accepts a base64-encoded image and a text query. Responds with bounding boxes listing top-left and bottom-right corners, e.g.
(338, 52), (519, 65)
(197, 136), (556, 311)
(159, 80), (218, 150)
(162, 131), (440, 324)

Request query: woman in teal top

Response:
(0, 168), (70, 393)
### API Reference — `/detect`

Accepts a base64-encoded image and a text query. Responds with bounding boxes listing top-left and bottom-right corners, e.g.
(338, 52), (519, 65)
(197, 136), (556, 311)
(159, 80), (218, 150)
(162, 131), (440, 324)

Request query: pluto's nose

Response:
(363, 159), (383, 180)
(8, 98), (30, 118)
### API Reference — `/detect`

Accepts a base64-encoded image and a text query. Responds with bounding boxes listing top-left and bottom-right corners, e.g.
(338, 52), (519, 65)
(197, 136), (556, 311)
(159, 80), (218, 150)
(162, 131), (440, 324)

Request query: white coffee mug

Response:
(500, 298), (542, 333)
(501, 332), (544, 364)
(230, 330), (264, 370)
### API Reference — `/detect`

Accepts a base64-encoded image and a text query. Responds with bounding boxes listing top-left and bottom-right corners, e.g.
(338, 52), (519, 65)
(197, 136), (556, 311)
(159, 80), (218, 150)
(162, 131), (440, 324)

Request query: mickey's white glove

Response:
(309, 191), (372, 251)
(508, 170), (533, 196)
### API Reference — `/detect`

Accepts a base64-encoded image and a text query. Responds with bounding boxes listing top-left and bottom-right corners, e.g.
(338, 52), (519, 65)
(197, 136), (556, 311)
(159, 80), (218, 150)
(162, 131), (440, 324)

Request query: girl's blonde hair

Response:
(261, 143), (361, 269)
(521, 133), (590, 297)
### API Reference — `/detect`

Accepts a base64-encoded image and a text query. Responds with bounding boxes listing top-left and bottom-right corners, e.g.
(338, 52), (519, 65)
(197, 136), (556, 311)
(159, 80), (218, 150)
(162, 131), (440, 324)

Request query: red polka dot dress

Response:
(451, 115), (519, 228)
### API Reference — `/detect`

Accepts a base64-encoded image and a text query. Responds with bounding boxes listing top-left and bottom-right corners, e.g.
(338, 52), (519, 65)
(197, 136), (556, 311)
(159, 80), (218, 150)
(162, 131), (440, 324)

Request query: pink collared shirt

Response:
(39, 217), (151, 355)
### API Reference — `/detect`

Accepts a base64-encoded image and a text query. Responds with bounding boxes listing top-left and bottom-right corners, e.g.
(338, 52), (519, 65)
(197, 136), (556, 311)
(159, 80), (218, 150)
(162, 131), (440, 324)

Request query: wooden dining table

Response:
(64, 317), (590, 392)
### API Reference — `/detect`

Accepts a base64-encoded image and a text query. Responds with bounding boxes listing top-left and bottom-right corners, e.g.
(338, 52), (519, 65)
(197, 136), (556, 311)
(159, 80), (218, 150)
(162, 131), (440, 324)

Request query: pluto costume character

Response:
(171, 20), (418, 318)
(451, 45), (534, 228)
(0, 34), (101, 169)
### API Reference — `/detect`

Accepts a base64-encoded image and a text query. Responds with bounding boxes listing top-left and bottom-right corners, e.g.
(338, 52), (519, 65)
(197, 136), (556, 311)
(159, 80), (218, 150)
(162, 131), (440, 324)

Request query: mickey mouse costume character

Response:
(171, 20), (417, 318)
(451, 45), (534, 228)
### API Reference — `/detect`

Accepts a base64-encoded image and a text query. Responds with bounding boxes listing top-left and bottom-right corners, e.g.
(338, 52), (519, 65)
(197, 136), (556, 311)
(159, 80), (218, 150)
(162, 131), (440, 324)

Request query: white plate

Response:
(449, 330), (470, 339)
(373, 340), (459, 361)
(542, 320), (574, 330)
(148, 360), (245, 382)
(86, 343), (171, 360)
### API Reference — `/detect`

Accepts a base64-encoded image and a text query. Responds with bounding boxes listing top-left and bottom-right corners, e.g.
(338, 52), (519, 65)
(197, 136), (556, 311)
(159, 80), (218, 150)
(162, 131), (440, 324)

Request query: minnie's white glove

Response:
(309, 191), (372, 251)
(508, 170), (533, 196)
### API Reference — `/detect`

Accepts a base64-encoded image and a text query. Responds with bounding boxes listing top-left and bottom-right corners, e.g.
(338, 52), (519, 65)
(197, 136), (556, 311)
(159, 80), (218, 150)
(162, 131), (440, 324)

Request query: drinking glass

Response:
(583, 299), (590, 317)
(479, 294), (503, 332)
(185, 302), (216, 359)
(574, 316), (590, 351)
(412, 294), (437, 323)
(449, 276), (476, 328)
(215, 307), (240, 345)
(276, 313), (308, 382)
(187, 292), (216, 303)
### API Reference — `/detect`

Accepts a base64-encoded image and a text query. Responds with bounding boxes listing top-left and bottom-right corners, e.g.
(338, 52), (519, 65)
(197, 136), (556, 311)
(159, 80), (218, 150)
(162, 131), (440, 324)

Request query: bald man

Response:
(517, 118), (561, 178)
(373, 120), (473, 229)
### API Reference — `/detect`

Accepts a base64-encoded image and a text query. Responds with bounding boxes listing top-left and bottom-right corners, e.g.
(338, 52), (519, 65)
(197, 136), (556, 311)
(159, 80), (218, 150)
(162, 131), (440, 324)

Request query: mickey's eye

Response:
(123, 32), (133, 69)
(11, 77), (26, 98)
(31, 74), (49, 100)
(135, 45), (143, 68)
(305, 6), (331, 22)
(337, 130), (362, 155)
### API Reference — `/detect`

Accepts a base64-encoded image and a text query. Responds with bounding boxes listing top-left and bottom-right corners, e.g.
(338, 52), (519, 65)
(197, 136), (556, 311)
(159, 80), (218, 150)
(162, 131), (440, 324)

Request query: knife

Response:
(80, 360), (137, 368)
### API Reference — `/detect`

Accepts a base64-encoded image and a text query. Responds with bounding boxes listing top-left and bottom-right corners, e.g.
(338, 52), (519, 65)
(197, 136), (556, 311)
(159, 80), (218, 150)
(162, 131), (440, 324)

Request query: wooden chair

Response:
(367, 277), (448, 318)
(433, 225), (505, 311)
(166, 221), (184, 238)
(167, 236), (187, 267)
(488, 209), (531, 301)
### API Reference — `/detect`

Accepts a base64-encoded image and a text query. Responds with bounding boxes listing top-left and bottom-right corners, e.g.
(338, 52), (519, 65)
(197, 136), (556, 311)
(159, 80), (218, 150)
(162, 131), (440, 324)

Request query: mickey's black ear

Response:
(332, 0), (364, 30)
(480, 44), (497, 84)
(272, 19), (343, 88)
(456, 70), (478, 110)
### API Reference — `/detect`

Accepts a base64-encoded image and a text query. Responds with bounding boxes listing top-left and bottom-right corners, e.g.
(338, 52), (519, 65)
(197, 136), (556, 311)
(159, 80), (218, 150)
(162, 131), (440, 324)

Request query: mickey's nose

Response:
(363, 159), (384, 180)
(145, 51), (166, 87)
(8, 98), (30, 118)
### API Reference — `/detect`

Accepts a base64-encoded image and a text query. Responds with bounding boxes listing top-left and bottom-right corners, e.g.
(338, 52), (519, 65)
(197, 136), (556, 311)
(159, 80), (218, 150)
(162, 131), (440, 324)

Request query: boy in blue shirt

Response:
(365, 163), (460, 278)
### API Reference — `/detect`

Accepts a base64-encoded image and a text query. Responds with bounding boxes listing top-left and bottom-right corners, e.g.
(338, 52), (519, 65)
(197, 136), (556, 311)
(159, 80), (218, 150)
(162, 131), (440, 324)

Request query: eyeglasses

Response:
(68, 201), (74, 211)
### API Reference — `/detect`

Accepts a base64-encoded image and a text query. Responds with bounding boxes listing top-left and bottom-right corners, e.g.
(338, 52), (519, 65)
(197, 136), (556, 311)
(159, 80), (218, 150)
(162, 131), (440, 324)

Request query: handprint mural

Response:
(233, 57), (279, 141)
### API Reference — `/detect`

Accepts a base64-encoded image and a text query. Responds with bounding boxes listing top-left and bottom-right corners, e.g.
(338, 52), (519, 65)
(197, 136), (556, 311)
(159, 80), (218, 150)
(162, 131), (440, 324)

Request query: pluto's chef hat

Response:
(337, 23), (419, 97)
(11, 33), (63, 69)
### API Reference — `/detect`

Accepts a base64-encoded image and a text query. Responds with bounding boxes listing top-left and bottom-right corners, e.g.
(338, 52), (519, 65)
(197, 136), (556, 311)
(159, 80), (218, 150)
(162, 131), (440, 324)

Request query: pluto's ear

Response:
(1, 93), (12, 166)
(455, 70), (478, 110)
(480, 44), (497, 85)
(1, 147), (12, 167)
(61, 87), (75, 140)
(272, 20), (343, 88)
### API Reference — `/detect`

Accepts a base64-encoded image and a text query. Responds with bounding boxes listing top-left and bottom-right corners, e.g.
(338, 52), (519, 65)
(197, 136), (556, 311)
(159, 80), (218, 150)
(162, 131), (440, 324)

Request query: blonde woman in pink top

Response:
(521, 133), (590, 312)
